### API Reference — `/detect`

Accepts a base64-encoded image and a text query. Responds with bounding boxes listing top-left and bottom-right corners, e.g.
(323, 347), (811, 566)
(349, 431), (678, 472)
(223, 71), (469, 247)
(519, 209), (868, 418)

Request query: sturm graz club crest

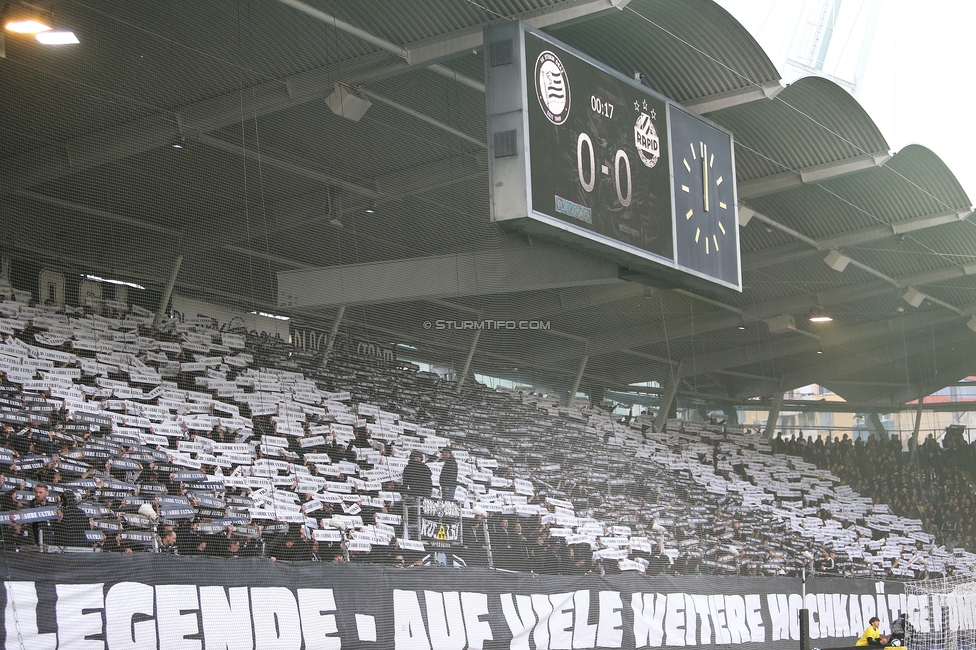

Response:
(534, 50), (570, 125)
(635, 112), (660, 168)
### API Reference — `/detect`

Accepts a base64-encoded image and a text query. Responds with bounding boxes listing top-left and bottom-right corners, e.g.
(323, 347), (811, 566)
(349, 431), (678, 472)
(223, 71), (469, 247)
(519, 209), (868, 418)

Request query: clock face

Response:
(670, 106), (740, 288)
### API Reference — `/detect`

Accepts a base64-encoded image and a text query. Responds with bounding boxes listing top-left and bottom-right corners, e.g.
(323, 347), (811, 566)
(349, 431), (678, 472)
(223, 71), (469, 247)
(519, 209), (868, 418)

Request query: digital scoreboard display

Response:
(525, 32), (673, 261)
(485, 22), (741, 292)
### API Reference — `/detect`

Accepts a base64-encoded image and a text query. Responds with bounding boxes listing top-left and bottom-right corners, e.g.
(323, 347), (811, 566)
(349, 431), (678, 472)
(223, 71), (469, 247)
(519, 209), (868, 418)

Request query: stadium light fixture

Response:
(249, 311), (290, 321)
(808, 307), (833, 323)
(82, 274), (145, 290)
(35, 29), (77, 45)
(4, 3), (52, 34)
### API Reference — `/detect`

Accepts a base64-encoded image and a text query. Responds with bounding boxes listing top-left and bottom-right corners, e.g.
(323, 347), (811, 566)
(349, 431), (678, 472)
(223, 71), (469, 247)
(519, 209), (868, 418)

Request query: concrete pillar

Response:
(867, 413), (889, 441)
(321, 305), (345, 366)
(911, 396), (924, 459)
(455, 328), (482, 394)
(152, 254), (183, 330)
(567, 354), (589, 408)
(763, 390), (785, 439)
(654, 363), (684, 431)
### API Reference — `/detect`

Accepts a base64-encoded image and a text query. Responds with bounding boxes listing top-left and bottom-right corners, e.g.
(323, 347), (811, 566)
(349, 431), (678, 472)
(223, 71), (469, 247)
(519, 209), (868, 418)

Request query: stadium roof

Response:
(1, 0), (973, 419)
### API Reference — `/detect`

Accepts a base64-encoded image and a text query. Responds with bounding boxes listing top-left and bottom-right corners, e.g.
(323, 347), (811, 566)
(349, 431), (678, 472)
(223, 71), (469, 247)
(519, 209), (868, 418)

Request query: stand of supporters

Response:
(775, 427), (976, 565)
(0, 287), (974, 580)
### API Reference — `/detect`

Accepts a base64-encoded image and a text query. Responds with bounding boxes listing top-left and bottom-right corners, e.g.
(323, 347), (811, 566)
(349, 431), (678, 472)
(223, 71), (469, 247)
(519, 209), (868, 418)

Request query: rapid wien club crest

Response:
(635, 112), (660, 168)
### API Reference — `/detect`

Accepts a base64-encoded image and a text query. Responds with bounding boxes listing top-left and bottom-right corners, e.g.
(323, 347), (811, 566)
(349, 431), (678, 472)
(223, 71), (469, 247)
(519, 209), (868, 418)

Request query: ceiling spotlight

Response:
(35, 30), (77, 45)
(4, 3), (52, 34)
(6, 18), (48, 33)
(738, 325), (746, 330)
(172, 142), (183, 149)
(808, 307), (833, 323)
(364, 208), (375, 214)
(816, 349), (823, 354)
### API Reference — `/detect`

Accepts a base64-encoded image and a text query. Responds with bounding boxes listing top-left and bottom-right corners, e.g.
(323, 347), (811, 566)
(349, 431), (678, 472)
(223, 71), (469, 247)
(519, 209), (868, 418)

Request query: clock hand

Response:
(702, 142), (709, 212)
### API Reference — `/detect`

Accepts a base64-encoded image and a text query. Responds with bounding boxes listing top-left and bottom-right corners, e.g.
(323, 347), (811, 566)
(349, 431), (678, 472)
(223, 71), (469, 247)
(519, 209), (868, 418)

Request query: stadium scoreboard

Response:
(485, 21), (741, 292)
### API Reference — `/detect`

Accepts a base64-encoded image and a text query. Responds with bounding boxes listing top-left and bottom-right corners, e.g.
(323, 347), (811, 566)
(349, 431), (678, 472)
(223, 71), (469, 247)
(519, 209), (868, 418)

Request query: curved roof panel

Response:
(717, 76), (889, 183)
(882, 144), (972, 213)
(548, 0), (781, 104)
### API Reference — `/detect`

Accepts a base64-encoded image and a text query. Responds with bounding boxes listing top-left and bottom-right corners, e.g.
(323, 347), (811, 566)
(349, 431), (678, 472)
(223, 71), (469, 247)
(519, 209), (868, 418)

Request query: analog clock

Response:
(670, 106), (740, 288)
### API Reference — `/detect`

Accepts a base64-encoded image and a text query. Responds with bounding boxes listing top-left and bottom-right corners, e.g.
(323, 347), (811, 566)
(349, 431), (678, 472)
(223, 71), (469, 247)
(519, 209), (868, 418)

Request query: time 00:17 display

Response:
(590, 95), (614, 118)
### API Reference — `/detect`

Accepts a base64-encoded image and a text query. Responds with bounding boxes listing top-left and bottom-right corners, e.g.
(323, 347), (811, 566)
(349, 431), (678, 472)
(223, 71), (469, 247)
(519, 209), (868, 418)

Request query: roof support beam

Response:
(1, 0), (621, 193)
(684, 81), (783, 114)
(275, 0), (484, 93)
(742, 245), (819, 271)
(740, 323), (976, 399)
(693, 308), (967, 382)
(737, 152), (891, 199)
(277, 246), (624, 309)
(818, 208), (973, 249)
(403, 0), (632, 68)
(743, 208), (972, 270)
(567, 354), (590, 408)
(455, 329), (483, 394)
(745, 208), (969, 316)
(529, 279), (896, 367)
(0, 53), (402, 195)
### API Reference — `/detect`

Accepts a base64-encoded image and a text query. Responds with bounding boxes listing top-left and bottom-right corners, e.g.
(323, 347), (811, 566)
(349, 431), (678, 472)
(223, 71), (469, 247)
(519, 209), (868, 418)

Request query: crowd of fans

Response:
(775, 427), (976, 555)
(0, 285), (975, 581)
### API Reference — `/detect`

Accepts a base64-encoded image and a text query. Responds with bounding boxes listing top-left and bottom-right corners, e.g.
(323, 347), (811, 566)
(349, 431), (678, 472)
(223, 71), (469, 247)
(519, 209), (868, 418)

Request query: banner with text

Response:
(3, 555), (957, 650)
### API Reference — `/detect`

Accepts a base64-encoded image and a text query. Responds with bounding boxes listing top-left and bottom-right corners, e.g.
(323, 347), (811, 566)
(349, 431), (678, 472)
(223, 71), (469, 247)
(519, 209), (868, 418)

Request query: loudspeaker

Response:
(326, 83), (371, 122)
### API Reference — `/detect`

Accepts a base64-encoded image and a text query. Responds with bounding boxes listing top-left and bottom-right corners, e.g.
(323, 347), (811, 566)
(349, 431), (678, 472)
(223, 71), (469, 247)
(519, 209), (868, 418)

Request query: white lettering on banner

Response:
(3, 581), (948, 650)
(253, 587), (303, 650)
(5, 581), (57, 650)
(199, 586), (253, 650)
(55, 583), (104, 650)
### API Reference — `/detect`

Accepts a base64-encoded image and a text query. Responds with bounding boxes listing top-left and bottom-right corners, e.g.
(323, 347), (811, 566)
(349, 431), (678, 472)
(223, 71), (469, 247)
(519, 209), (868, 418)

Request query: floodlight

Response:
(35, 30), (77, 44)
(808, 307), (833, 323)
(4, 3), (51, 33)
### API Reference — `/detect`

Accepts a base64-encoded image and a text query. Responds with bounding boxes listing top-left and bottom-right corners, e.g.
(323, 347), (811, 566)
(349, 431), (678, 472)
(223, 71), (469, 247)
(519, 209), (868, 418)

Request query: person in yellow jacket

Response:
(856, 617), (890, 646)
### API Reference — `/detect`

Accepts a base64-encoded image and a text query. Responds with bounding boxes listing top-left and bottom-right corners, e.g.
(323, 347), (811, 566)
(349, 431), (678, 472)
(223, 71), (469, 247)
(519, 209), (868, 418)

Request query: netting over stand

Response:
(905, 574), (976, 650)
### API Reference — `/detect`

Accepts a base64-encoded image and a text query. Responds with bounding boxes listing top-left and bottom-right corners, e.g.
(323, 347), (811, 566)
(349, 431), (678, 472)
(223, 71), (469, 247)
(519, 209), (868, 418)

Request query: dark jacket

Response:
(439, 456), (459, 493)
(401, 458), (432, 498)
(55, 493), (90, 547)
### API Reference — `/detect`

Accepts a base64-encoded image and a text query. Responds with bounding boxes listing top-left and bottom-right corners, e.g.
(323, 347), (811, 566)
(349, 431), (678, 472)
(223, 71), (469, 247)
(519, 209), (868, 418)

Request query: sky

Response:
(715, 0), (976, 205)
